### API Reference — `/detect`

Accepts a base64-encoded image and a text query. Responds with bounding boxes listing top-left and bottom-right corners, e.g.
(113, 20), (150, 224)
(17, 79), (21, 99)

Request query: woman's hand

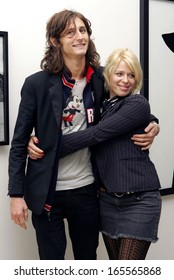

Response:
(27, 136), (44, 160)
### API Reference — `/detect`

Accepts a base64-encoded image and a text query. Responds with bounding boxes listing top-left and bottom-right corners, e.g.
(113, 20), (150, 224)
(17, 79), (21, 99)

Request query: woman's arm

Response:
(27, 96), (159, 158)
(60, 95), (151, 157)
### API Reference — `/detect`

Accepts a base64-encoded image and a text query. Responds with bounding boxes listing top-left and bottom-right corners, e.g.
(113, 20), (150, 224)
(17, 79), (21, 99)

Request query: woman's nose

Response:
(122, 75), (128, 82)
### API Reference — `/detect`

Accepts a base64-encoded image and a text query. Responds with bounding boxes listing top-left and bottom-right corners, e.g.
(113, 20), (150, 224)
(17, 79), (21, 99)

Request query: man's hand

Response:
(27, 136), (44, 160)
(131, 122), (159, 150)
(10, 198), (28, 230)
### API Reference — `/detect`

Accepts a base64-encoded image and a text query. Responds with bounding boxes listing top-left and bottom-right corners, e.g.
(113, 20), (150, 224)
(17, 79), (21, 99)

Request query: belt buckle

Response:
(114, 192), (124, 197)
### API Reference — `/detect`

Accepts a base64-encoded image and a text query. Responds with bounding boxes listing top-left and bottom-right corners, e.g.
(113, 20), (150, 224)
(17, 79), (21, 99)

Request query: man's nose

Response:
(75, 30), (83, 39)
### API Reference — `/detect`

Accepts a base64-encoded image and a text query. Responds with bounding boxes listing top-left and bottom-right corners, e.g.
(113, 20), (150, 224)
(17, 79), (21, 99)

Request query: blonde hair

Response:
(103, 48), (143, 93)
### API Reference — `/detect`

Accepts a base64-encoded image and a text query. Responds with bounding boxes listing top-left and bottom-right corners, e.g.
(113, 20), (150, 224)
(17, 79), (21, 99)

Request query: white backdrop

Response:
(0, 37), (3, 74)
(148, 0), (174, 190)
(0, 0), (174, 260)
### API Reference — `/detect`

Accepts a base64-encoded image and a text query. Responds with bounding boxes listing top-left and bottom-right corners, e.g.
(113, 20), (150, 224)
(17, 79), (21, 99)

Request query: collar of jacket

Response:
(102, 93), (133, 114)
(62, 65), (94, 88)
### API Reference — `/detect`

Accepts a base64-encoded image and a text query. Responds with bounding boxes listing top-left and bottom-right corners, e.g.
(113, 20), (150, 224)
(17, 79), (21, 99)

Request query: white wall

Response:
(0, 0), (174, 260)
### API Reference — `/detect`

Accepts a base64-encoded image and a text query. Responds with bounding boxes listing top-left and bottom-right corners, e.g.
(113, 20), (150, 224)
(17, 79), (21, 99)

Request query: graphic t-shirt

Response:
(56, 77), (94, 191)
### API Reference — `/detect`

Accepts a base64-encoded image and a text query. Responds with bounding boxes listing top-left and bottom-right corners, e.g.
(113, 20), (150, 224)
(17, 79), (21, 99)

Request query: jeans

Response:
(32, 183), (100, 260)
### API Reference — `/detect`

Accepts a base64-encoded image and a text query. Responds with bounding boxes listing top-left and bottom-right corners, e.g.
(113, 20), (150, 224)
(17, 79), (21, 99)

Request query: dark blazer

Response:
(8, 67), (104, 215)
(60, 94), (161, 193)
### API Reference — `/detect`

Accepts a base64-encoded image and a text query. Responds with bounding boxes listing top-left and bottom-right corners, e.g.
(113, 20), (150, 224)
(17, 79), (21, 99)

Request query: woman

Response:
(59, 48), (162, 259)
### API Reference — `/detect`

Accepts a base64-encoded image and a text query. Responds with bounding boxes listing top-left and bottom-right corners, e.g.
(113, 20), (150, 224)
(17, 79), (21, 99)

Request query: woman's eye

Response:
(116, 72), (122, 77)
(128, 73), (135, 78)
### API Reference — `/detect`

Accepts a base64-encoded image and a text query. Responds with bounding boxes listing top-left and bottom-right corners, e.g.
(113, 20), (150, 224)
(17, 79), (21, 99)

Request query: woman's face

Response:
(109, 60), (136, 98)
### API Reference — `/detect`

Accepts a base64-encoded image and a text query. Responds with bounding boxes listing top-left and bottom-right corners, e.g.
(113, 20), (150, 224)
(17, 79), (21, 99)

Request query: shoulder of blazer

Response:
(92, 66), (104, 80)
(119, 93), (149, 105)
(25, 70), (61, 86)
(107, 94), (150, 117)
(90, 66), (105, 92)
(128, 93), (147, 101)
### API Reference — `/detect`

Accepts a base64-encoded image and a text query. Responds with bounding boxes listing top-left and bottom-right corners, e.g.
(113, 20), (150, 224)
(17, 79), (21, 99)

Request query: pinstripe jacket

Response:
(60, 93), (161, 193)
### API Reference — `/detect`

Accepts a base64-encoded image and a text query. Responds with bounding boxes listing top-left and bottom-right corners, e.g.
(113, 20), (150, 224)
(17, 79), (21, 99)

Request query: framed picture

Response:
(0, 31), (9, 145)
(140, 0), (174, 195)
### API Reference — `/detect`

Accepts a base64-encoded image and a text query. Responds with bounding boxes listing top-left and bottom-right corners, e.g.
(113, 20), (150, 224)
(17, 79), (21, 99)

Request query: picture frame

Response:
(140, 0), (174, 195)
(0, 31), (9, 145)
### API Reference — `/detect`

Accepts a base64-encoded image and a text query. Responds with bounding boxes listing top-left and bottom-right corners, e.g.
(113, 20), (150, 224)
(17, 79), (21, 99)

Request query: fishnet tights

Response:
(103, 234), (151, 260)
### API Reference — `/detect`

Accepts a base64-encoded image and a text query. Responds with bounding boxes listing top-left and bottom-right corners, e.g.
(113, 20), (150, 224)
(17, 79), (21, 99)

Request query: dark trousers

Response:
(32, 183), (100, 260)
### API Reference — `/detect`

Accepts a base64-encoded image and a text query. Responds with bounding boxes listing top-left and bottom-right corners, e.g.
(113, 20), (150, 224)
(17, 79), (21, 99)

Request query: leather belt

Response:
(99, 187), (134, 198)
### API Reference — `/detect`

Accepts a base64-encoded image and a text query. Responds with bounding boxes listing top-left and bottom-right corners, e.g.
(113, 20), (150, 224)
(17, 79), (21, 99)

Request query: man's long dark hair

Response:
(41, 10), (100, 74)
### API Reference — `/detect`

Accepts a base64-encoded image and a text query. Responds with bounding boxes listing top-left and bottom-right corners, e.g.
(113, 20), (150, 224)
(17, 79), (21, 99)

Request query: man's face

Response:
(59, 17), (89, 60)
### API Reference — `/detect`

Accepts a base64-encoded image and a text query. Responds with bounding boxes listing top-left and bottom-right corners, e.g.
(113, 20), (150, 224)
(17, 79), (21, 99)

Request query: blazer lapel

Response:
(91, 69), (105, 124)
(49, 75), (63, 128)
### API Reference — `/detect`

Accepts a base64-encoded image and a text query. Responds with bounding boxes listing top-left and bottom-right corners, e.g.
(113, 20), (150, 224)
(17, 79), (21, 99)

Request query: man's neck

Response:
(64, 57), (86, 80)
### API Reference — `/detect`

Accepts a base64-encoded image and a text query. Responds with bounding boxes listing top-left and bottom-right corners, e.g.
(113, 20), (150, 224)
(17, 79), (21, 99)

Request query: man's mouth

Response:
(73, 43), (85, 47)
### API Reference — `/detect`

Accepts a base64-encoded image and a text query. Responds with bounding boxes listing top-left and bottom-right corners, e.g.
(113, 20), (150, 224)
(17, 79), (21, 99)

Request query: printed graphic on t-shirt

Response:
(62, 93), (90, 134)
(63, 95), (83, 127)
(62, 79), (94, 134)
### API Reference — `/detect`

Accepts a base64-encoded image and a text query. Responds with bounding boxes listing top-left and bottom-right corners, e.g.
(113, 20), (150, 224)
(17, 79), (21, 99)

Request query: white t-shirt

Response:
(56, 78), (94, 191)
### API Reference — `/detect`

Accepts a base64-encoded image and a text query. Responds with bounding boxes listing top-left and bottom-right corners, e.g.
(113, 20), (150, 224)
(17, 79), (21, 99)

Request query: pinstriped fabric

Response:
(61, 94), (161, 193)
(94, 135), (160, 193)
(61, 94), (151, 152)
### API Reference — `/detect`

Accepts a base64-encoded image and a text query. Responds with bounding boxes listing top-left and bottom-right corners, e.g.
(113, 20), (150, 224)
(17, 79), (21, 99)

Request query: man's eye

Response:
(80, 27), (87, 33)
(67, 31), (75, 36)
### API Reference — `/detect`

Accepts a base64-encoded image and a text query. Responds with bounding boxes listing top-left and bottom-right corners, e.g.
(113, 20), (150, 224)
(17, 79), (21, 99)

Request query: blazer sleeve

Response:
(150, 114), (159, 124)
(8, 78), (37, 196)
(60, 94), (151, 158)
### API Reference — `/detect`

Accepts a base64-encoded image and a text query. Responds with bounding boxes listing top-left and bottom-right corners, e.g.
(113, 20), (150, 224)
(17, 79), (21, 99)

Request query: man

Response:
(8, 10), (159, 260)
